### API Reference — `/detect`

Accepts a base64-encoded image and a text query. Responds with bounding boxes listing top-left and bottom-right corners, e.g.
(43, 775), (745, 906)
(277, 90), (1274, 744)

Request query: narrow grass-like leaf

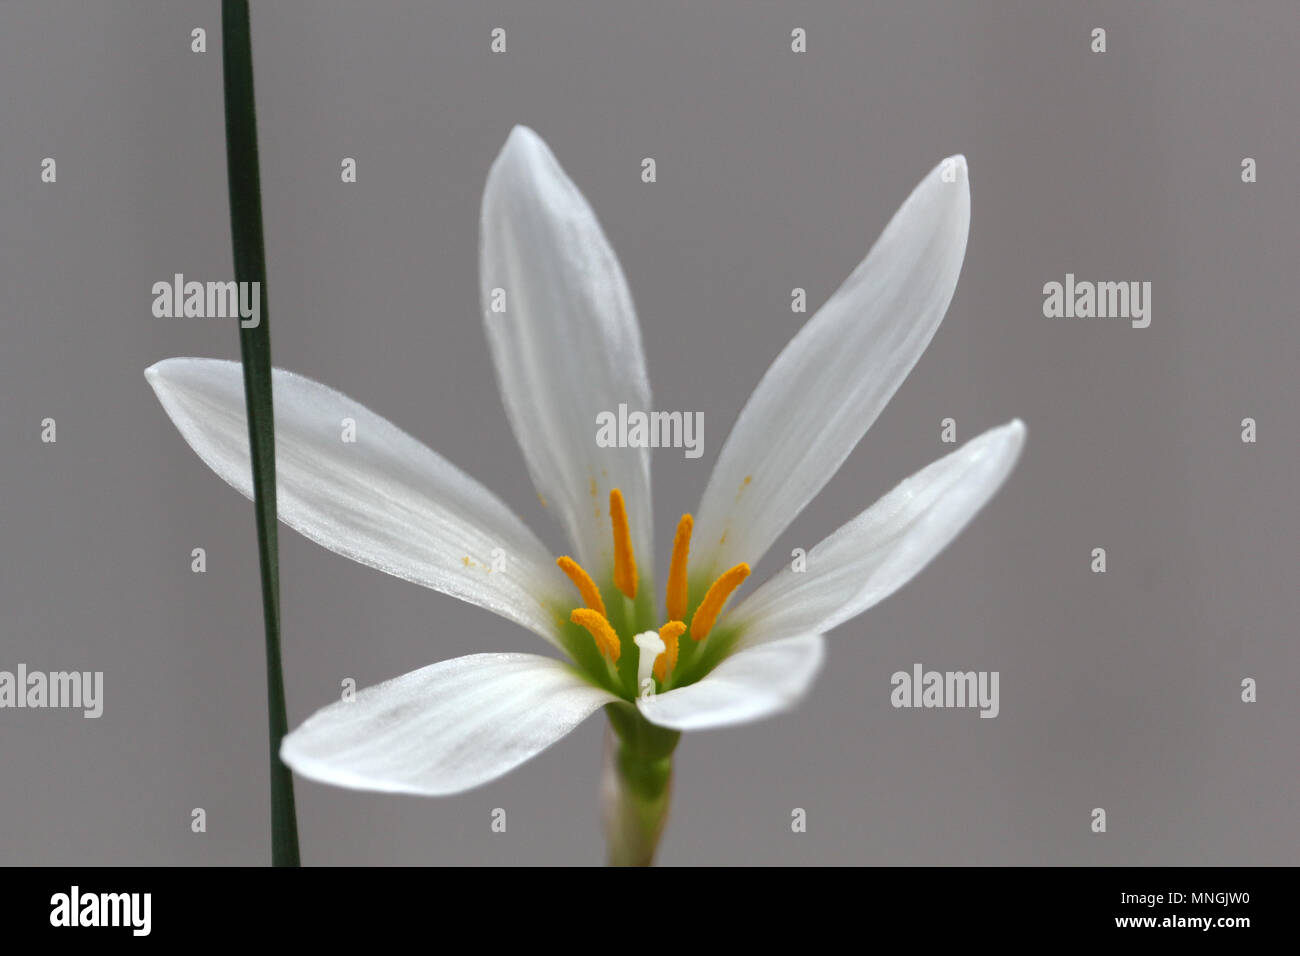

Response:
(221, 0), (300, 866)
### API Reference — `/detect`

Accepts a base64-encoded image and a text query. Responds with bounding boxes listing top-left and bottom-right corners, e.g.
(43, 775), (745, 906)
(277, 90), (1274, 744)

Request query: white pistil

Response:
(632, 631), (666, 700)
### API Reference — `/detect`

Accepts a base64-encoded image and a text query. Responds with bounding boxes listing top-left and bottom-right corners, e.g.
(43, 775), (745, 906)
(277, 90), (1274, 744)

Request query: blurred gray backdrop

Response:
(1, 0), (1296, 865)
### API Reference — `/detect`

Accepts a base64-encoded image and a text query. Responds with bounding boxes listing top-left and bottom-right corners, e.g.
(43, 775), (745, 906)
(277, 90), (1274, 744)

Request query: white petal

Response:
(145, 357), (568, 644)
(480, 126), (654, 579)
(729, 421), (1025, 647)
(692, 156), (971, 579)
(281, 653), (617, 796)
(637, 634), (825, 731)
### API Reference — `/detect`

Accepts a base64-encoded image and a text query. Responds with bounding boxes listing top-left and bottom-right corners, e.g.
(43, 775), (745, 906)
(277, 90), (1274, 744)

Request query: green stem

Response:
(221, 0), (300, 867)
(601, 704), (679, 866)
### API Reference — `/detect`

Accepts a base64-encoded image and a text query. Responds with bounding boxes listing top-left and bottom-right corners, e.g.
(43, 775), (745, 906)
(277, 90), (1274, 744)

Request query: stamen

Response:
(609, 488), (638, 600)
(556, 556), (606, 618)
(690, 563), (751, 641)
(571, 608), (621, 664)
(665, 514), (693, 622)
(654, 621), (685, 683)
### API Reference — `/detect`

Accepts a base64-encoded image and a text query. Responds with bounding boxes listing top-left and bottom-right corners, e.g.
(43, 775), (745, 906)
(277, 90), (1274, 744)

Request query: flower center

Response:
(556, 489), (749, 695)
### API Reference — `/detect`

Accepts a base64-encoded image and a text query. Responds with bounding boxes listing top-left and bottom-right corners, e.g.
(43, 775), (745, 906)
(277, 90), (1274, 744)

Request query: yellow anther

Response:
(571, 608), (621, 664)
(690, 563), (750, 641)
(654, 621), (685, 683)
(556, 556), (606, 618)
(609, 489), (638, 600)
(665, 514), (693, 623)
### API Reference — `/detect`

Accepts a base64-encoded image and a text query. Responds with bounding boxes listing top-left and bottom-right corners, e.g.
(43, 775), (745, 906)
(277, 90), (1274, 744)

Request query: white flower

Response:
(145, 126), (1024, 801)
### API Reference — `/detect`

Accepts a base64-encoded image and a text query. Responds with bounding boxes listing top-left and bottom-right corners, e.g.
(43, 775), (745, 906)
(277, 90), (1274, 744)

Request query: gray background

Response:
(1, 0), (1296, 865)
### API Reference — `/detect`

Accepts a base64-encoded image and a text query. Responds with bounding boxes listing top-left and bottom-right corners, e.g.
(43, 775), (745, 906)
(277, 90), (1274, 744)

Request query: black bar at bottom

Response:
(4, 865), (1285, 940)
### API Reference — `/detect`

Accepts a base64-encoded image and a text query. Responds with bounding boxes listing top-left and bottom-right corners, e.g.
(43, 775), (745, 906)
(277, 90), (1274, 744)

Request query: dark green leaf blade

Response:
(221, 0), (300, 867)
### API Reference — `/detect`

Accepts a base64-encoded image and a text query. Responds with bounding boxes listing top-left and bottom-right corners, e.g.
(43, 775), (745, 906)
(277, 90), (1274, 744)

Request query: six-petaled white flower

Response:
(146, 127), (1024, 839)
